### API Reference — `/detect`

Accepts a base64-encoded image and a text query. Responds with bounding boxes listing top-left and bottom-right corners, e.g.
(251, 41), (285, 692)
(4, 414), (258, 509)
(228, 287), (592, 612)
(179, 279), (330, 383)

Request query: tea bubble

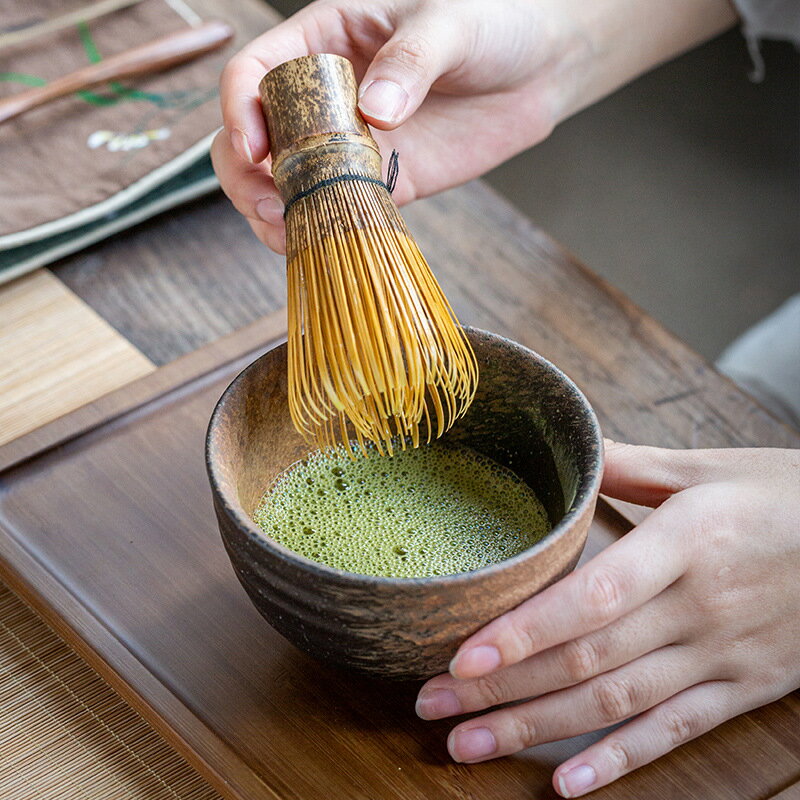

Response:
(252, 440), (550, 579)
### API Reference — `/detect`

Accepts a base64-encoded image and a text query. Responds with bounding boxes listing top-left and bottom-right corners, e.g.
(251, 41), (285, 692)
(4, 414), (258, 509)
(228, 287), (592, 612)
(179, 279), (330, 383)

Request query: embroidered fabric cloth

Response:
(0, 0), (276, 267)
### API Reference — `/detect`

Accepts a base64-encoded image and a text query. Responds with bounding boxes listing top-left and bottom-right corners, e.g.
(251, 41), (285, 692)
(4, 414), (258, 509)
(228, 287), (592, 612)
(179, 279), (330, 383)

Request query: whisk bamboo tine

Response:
(260, 54), (478, 453)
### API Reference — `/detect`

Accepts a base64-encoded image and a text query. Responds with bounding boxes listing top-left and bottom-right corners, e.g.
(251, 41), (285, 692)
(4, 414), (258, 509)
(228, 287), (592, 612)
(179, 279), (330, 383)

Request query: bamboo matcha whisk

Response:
(260, 54), (478, 455)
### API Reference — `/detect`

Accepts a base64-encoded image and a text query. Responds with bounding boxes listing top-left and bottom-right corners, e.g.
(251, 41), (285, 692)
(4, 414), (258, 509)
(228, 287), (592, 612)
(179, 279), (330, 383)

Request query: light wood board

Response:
(0, 269), (154, 445)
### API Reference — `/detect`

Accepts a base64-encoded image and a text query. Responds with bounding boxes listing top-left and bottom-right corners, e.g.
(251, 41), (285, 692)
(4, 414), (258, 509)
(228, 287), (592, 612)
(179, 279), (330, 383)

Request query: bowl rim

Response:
(206, 326), (604, 587)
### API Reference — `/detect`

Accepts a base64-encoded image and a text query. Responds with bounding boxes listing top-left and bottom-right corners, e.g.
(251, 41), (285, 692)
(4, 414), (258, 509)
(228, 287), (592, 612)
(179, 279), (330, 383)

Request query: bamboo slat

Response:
(0, 585), (220, 799)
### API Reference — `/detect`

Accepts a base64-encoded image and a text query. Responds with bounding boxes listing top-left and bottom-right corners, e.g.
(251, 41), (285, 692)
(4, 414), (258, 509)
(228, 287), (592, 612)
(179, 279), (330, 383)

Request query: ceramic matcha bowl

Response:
(206, 328), (603, 680)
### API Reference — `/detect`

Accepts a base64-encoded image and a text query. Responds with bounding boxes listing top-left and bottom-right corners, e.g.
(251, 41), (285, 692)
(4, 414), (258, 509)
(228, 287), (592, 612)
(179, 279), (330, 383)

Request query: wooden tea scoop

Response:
(0, 19), (233, 124)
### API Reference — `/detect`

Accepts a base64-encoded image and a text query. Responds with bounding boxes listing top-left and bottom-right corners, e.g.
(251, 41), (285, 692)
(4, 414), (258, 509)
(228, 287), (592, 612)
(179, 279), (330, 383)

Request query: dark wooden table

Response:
(2, 175), (799, 800)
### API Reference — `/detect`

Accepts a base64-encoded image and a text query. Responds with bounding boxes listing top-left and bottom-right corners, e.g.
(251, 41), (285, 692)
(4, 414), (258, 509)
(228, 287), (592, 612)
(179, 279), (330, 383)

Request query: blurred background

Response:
(271, 1), (799, 362)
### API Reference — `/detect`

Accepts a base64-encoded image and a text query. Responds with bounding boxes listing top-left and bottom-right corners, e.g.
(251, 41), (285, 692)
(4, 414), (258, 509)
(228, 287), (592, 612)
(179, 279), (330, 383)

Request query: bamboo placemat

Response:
(0, 584), (220, 799)
(0, 268), (220, 798)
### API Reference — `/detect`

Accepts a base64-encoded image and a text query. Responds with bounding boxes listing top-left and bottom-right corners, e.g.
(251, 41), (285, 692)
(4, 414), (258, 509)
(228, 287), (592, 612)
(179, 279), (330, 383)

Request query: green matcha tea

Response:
(252, 442), (550, 578)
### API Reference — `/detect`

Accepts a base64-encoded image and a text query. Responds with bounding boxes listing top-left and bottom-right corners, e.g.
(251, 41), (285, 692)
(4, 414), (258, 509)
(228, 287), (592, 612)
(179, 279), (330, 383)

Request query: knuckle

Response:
(561, 637), (602, 684)
(679, 486), (738, 554)
(219, 59), (247, 104)
(593, 677), (639, 723)
(219, 58), (236, 90)
(661, 462), (698, 495)
(605, 738), (634, 774)
(754, 676), (787, 705)
(709, 589), (739, 622)
(504, 614), (538, 662)
(660, 707), (701, 746)
(473, 675), (508, 708)
(691, 582), (740, 625)
(584, 567), (626, 625)
(215, 175), (237, 205)
(740, 657), (787, 699)
(383, 33), (431, 75)
(209, 131), (225, 163)
(220, 185), (247, 216)
(693, 505), (732, 547)
(510, 714), (538, 749)
(651, 449), (713, 495)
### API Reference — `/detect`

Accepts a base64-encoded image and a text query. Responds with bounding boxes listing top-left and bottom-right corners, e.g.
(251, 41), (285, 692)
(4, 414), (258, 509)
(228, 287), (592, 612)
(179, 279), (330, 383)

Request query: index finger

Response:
(219, 19), (315, 164)
(449, 502), (690, 680)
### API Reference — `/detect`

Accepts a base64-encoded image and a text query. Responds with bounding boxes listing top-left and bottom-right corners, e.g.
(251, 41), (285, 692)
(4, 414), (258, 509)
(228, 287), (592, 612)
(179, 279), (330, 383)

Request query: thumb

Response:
(358, 20), (463, 129)
(601, 439), (718, 507)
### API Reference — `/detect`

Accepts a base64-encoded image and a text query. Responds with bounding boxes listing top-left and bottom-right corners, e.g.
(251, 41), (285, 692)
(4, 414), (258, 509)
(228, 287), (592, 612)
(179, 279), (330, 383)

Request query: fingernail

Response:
(557, 764), (597, 797)
(256, 196), (284, 225)
(358, 80), (408, 123)
(416, 689), (461, 720)
(450, 645), (502, 678)
(231, 128), (253, 163)
(449, 727), (497, 762)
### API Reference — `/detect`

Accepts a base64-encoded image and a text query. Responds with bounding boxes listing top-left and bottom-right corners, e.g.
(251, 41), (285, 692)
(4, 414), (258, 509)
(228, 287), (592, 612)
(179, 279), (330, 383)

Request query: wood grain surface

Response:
(771, 783), (800, 800)
(56, 183), (800, 453)
(6, 314), (798, 800)
(3, 176), (798, 799)
(57, 194), (287, 365)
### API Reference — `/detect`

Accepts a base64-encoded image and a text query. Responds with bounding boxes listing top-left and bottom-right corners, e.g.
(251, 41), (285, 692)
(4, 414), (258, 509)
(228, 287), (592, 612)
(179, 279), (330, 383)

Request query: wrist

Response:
(542, 0), (739, 126)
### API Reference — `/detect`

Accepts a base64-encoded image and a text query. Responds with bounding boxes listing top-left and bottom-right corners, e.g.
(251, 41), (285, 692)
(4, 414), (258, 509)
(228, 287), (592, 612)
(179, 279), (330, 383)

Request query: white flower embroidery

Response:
(87, 128), (171, 151)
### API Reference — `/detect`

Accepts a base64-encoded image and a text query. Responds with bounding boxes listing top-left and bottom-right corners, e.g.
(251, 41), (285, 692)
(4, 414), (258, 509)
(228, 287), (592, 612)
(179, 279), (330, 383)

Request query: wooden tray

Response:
(1, 310), (798, 800)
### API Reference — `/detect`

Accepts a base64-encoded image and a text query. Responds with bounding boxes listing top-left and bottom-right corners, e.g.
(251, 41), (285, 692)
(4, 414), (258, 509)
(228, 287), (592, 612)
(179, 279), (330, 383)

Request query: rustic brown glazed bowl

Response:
(206, 328), (603, 680)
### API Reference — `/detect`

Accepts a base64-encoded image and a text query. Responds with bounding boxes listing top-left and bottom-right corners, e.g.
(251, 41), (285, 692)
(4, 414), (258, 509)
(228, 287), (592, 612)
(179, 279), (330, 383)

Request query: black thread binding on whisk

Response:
(386, 149), (399, 194)
(283, 150), (400, 217)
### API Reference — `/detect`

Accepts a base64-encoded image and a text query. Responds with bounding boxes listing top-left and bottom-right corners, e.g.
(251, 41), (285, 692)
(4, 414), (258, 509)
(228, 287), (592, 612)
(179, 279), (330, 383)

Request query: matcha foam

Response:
(252, 441), (550, 578)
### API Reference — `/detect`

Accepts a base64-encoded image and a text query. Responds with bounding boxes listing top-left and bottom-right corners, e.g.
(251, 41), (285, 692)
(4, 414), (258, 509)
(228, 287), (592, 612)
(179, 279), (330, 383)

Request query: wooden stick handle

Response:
(0, 19), (234, 124)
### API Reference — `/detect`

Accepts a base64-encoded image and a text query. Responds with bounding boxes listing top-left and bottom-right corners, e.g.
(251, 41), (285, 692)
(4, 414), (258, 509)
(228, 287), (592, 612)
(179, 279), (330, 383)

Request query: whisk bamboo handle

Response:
(259, 54), (383, 202)
(0, 20), (233, 125)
